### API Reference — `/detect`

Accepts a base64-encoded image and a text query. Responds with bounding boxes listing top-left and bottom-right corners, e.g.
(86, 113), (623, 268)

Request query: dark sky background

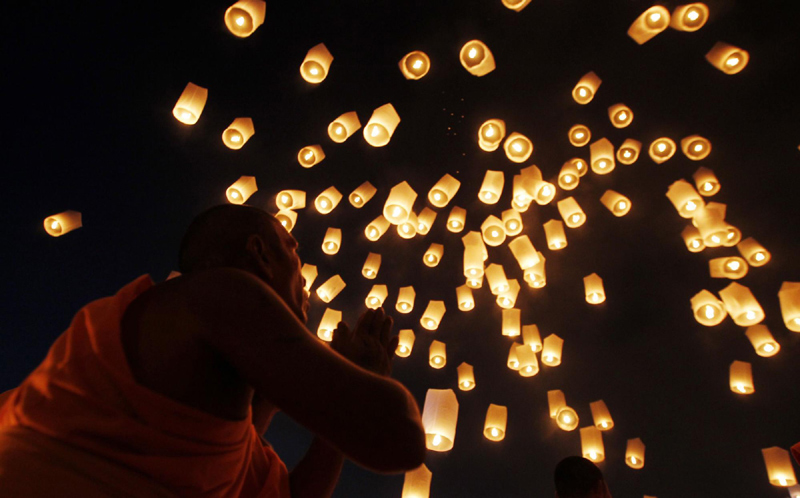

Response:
(3, 1), (800, 497)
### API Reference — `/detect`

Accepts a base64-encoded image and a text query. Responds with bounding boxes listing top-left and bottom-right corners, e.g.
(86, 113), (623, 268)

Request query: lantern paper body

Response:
(502, 309), (521, 337)
(421, 301), (446, 331)
(682, 226), (706, 253)
(502, 209), (523, 237)
(737, 238), (771, 267)
(719, 282), (764, 326)
(301, 264), (317, 292)
(422, 389), (458, 451)
(572, 71), (602, 104)
(456, 285), (475, 312)
(556, 406), (579, 431)
(316, 275), (345, 303)
(384, 181), (417, 225)
(691, 290), (727, 326)
(746, 325), (780, 357)
(628, 6), (671, 44)
(402, 464), (432, 498)
(590, 138), (616, 175)
(365, 215), (390, 241)
(447, 206), (467, 233)
(649, 137), (677, 163)
(399, 51), (431, 80)
(569, 124), (591, 147)
(558, 161), (581, 190)
(762, 447), (798, 487)
(298, 145), (325, 168)
(457, 363), (476, 391)
(224, 0), (266, 38)
(600, 190), (631, 217)
(693, 166), (720, 196)
(617, 138), (642, 165)
(478, 119), (506, 151)
(316, 308), (341, 342)
(608, 103), (633, 128)
(398, 213), (419, 239)
(709, 257), (748, 280)
(580, 426), (605, 462)
(547, 390), (566, 418)
(276, 190), (306, 210)
(484, 404), (508, 441)
(497, 280), (520, 309)
(730, 360), (754, 394)
(508, 236), (540, 270)
(666, 180), (704, 218)
(706, 42), (750, 75)
(670, 3), (709, 31)
(396, 286), (416, 314)
(516, 345), (539, 377)
(463, 249), (485, 283)
(364, 103), (401, 147)
(459, 40), (495, 76)
(511, 175), (533, 211)
(275, 209), (297, 232)
(502, 0), (532, 11)
(321, 228), (342, 255)
(523, 324), (543, 352)
(429, 340), (446, 369)
(544, 220), (567, 250)
(172, 82), (208, 125)
(423, 244), (444, 268)
(416, 208), (437, 235)
(626, 438), (646, 469)
(481, 216), (506, 247)
(226, 176), (257, 204)
(682, 134), (712, 160)
(396, 329), (415, 357)
(479, 170), (505, 204)
(44, 211), (82, 237)
(507, 344), (521, 371)
(428, 174), (461, 208)
(349, 181), (377, 208)
(584, 273), (606, 304)
(542, 334), (564, 366)
(300, 43), (333, 84)
(328, 111), (361, 143)
(486, 264), (510, 295)
(362, 253), (381, 279)
(222, 118), (255, 149)
(590, 400), (614, 430)
(365, 285), (388, 310)
(524, 252), (547, 289)
(779, 282), (800, 332)
(504, 133), (534, 163)
(558, 197), (586, 228)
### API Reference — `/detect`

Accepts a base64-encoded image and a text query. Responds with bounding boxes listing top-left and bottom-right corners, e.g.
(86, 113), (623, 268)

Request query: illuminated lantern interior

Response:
(507, 343), (521, 371)
(745, 325), (780, 358)
(583, 273), (606, 304)
(456, 284), (475, 311)
(459, 39), (496, 76)
(682, 225), (706, 253)
(544, 220), (567, 250)
(365, 284), (388, 309)
(541, 334), (563, 366)
(226, 176), (258, 204)
(729, 360), (754, 394)
(691, 290), (728, 327)
(568, 124), (591, 147)
(383, 181), (417, 225)
(276, 189), (307, 210)
(524, 251), (547, 289)
(423, 243), (444, 267)
(497, 279), (520, 309)
(314, 186), (343, 214)
(321, 227), (342, 255)
(580, 426), (605, 462)
(399, 50), (431, 80)
(681, 134), (712, 161)
(172, 82), (208, 125)
(224, 0), (266, 38)
(420, 300), (446, 331)
(648, 137), (677, 163)
(736, 237), (770, 267)
(608, 103), (633, 128)
(396, 329), (415, 358)
(416, 207), (437, 234)
(275, 209), (297, 232)
(761, 447), (798, 487)
(43, 211), (82, 237)
(481, 215), (506, 247)
(522, 324), (542, 353)
(600, 190), (631, 217)
(501, 0), (532, 12)
(457, 362), (476, 391)
(557, 197), (586, 228)
(708, 256), (748, 280)
(428, 173), (461, 208)
(327, 111), (361, 143)
(365, 215), (390, 241)
(396, 286), (416, 314)
(421, 389), (458, 452)
(626, 438), (646, 469)
(692, 166), (720, 197)
(483, 404), (508, 441)
(590, 137), (616, 175)
(501, 308), (521, 337)
(297, 144), (326, 168)
(478, 119), (507, 152)
(589, 400), (614, 431)
(617, 138), (642, 165)
(558, 161), (580, 190)
(316, 308), (341, 342)
(397, 212), (419, 239)
(572, 71), (602, 104)
(628, 5), (671, 45)
(670, 3), (709, 31)
(300, 43), (334, 84)
(349, 181), (377, 208)
(556, 406), (579, 431)
(364, 103), (401, 147)
(515, 344), (539, 377)
(361, 252), (381, 279)
(222, 117), (255, 149)
(503, 132), (534, 163)
(447, 206), (467, 233)
(706, 42), (750, 75)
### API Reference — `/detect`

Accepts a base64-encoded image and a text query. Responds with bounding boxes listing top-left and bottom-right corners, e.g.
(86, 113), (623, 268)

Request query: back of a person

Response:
(554, 456), (613, 498)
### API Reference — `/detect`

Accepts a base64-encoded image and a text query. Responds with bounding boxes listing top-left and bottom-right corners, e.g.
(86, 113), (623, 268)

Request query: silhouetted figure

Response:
(554, 456), (613, 498)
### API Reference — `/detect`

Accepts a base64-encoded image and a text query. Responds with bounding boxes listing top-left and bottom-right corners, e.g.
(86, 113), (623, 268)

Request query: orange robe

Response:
(0, 276), (290, 498)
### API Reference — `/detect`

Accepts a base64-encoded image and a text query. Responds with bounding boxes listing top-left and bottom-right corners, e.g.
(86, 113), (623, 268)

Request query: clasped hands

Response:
(331, 308), (397, 377)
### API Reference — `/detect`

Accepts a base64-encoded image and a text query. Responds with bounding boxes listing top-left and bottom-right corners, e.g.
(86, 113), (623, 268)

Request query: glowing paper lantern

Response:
(416, 207), (437, 235)
(670, 3), (709, 31)
(504, 133), (534, 163)
(600, 190), (632, 217)
(321, 228), (342, 255)
(682, 226), (706, 253)
(558, 161), (580, 190)
(424, 244), (444, 267)
(357, 254), (381, 281)
(706, 42), (749, 75)
(762, 447), (798, 487)
(497, 280), (520, 309)
(315, 187), (342, 215)
(396, 329), (415, 357)
(298, 145), (325, 168)
(422, 389), (458, 452)
(572, 71), (602, 105)
(691, 290), (727, 326)
(730, 360), (754, 394)
(746, 325), (780, 357)
(479, 170), (505, 204)
(568, 124), (591, 147)
(500, 209), (523, 237)
(649, 137), (677, 163)
(511, 175), (533, 211)
(349, 181), (377, 208)
(556, 406), (579, 431)
(502, 308), (521, 337)
(522, 324), (542, 352)
(736, 238), (770, 267)
(692, 203), (735, 247)
(478, 119), (506, 152)
(590, 400), (614, 430)
(421, 301), (446, 331)
(547, 390), (566, 418)
(384, 181), (417, 225)
(607, 104), (632, 129)
(558, 197), (586, 228)
(719, 282), (764, 326)
(447, 206), (467, 233)
(481, 215), (506, 247)
(365, 215), (390, 241)
(681, 134), (712, 160)
(666, 180), (704, 218)
(172, 82), (208, 125)
(424, 175), (460, 210)
(520, 165), (555, 205)
(693, 167), (720, 196)
(316, 275), (345, 303)
(402, 464), (431, 498)
(226, 176), (257, 204)
(584, 273), (606, 304)
(617, 138), (642, 165)
(628, 6), (671, 45)
(316, 308), (341, 342)
(429, 340), (446, 369)
(398, 212), (419, 239)
(524, 251), (547, 289)
(396, 286), (416, 314)
(589, 138), (616, 175)
(457, 363), (476, 391)
(502, 0), (532, 12)
(43, 211), (82, 237)
(301, 264), (317, 292)
(300, 43), (333, 84)
(222, 118), (255, 149)
(544, 220), (567, 250)
(275, 209), (297, 232)
(366, 285), (388, 310)
(399, 50), (431, 80)
(507, 344), (521, 371)
(778, 282), (800, 332)
(515, 345), (539, 377)
(459, 40), (495, 76)
(224, 0), (266, 38)
(485, 264), (510, 295)
(328, 111), (361, 143)
(709, 256), (748, 280)
(456, 285), (475, 312)
(364, 103), (401, 147)
(541, 334), (563, 366)
(508, 235), (540, 271)
(276, 190), (306, 210)
(463, 249), (485, 283)
(484, 404), (508, 441)
(580, 426), (605, 462)
(626, 438), (646, 469)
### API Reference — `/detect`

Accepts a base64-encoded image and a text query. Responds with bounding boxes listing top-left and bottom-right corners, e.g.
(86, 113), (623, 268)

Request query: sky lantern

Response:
(600, 190), (631, 217)
(778, 282), (800, 332)
(395, 286), (416, 314)
(558, 161), (580, 190)
(315, 187), (342, 214)
(224, 0), (266, 37)
(691, 290), (727, 326)
(745, 325), (780, 357)
(459, 39), (495, 76)
(429, 341), (446, 368)
(421, 301), (446, 331)
(608, 103), (634, 128)
(507, 344), (521, 371)
(682, 226), (706, 253)
(693, 167), (720, 196)
(316, 275), (345, 303)
(502, 0), (532, 12)
(736, 238), (770, 267)
(719, 282), (764, 326)
(571, 158), (588, 177)
(511, 175), (533, 211)
(522, 324), (542, 352)
(463, 248), (485, 284)
(481, 215), (506, 247)
(397, 212), (419, 239)
(572, 71), (602, 104)
(568, 124), (591, 147)
(297, 145), (325, 168)
(428, 173), (461, 208)
(44, 211), (82, 237)
(276, 189), (306, 210)
(584, 273), (606, 304)
(457, 363), (476, 391)
(424, 243), (444, 267)
(541, 334), (563, 366)
(520, 165), (555, 205)
(402, 464), (432, 498)
(497, 280), (520, 309)
(362, 252), (381, 279)
(275, 210), (297, 232)
(384, 181), (417, 225)
(447, 206), (467, 233)
(299, 43), (333, 84)
(666, 180), (704, 218)
(222, 117), (255, 149)
(396, 329), (415, 357)
(416, 207), (437, 235)
(486, 264), (510, 295)
(301, 264), (317, 293)
(558, 197), (586, 228)
(365, 284), (388, 309)
(706, 42), (749, 75)
(693, 203), (738, 247)
(508, 235), (540, 271)
(502, 308), (521, 337)
(547, 390), (567, 418)
(590, 138), (616, 174)
(172, 82), (207, 125)
(544, 220), (567, 250)
(484, 404), (508, 441)
(422, 389), (458, 452)
(479, 170), (505, 204)
(316, 308), (341, 342)
(365, 215), (390, 241)
(503, 132), (534, 163)
(761, 447), (798, 487)
(628, 5), (671, 44)
(321, 228), (342, 255)
(463, 230), (488, 261)
(729, 360), (754, 394)
(515, 345), (539, 377)
(501, 209), (523, 236)
(648, 137), (677, 163)
(399, 50), (431, 80)
(364, 103), (401, 147)
(456, 284), (475, 311)
(580, 426), (605, 462)
(626, 438), (646, 469)
(327, 111), (361, 143)
(226, 176), (257, 204)
(478, 119), (506, 151)
(349, 181), (377, 208)
(681, 134), (712, 160)
(709, 256), (748, 280)
(590, 400), (614, 430)
(524, 251), (547, 289)
(617, 138), (642, 165)
(670, 3), (709, 31)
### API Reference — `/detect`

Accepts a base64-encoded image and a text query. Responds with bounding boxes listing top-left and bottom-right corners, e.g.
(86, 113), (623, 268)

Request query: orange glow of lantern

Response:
(670, 3), (709, 31)
(424, 243), (444, 267)
(365, 285), (388, 310)
(316, 308), (341, 342)
(649, 137), (677, 163)
(584, 273), (606, 304)
(692, 203), (734, 247)
(558, 161), (580, 190)
(590, 138), (616, 175)
(478, 119), (506, 152)
(362, 253), (381, 279)
(600, 190), (632, 217)
(399, 50), (431, 80)
(628, 5), (671, 45)
(447, 206), (467, 233)
(481, 215), (506, 247)
(222, 117), (255, 149)
(502, 0), (532, 11)
(501, 209), (523, 237)
(484, 404), (508, 441)
(276, 190), (306, 210)
(275, 209), (297, 232)
(779, 282), (800, 332)
(396, 329), (415, 357)
(316, 275), (345, 303)
(365, 215), (390, 241)
(402, 464), (431, 498)
(522, 324), (542, 352)
(224, 0), (266, 38)
(396, 286), (416, 314)
(315, 187), (342, 215)
(617, 138), (642, 165)
(709, 256), (748, 280)
(507, 343), (521, 371)
(682, 225), (706, 253)
(349, 181), (377, 208)
(463, 249), (485, 283)
(544, 220), (568, 250)
(172, 82), (208, 125)
(511, 175), (533, 212)
(508, 235), (540, 271)
(666, 180), (704, 218)
(457, 363), (476, 391)
(300, 43), (334, 84)
(558, 197), (586, 228)
(520, 165), (555, 205)
(762, 447), (798, 487)
(706, 42), (749, 75)
(43, 211), (82, 237)
(456, 284), (475, 311)
(515, 344), (539, 377)
(398, 212), (419, 239)
(730, 360), (754, 394)
(502, 308), (521, 337)
(737, 238), (770, 267)
(589, 400), (614, 430)
(429, 340), (446, 369)
(556, 405), (579, 431)
(568, 124), (591, 147)
(364, 103), (401, 147)
(298, 145), (325, 168)
(681, 134), (712, 160)
(691, 290), (727, 326)
(719, 282), (764, 326)
(746, 325), (780, 357)
(479, 170), (505, 204)
(693, 166), (720, 196)
(580, 426), (605, 462)
(428, 174), (461, 208)
(547, 390), (566, 418)
(486, 264), (510, 295)
(422, 389), (458, 452)
(328, 111), (361, 143)
(626, 438), (646, 469)
(321, 228), (342, 255)
(524, 251), (547, 289)
(226, 176), (257, 204)
(383, 181), (417, 225)
(459, 39), (495, 76)
(421, 301), (446, 331)
(504, 132), (534, 163)
(608, 103), (633, 128)
(416, 207), (437, 235)
(541, 334), (563, 366)
(301, 264), (317, 292)
(572, 71), (602, 105)
(497, 280), (520, 309)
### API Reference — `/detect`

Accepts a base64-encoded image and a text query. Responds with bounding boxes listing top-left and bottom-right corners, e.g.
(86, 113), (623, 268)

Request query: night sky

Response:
(3, 1), (800, 497)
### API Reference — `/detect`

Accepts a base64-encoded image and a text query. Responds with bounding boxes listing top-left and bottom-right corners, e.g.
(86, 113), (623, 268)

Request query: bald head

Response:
(554, 456), (610, 498)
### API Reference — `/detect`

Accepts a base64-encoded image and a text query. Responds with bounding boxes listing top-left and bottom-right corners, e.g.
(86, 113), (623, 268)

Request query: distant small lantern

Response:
(558, 161), (580, 190)
(478, 119), (507, 151)
(626, 438), (646, 469)
(524, 251), (547, 289)
(365, 284), (388, 309)
(421, 301), (446, 331)
(693, 167), (720, 196)
(275, 209), (297, 232)
(456, 284), (475, 311)
(572, 71), (602, 105)
(691, 290), (728, 326)
(568, 124), (591, 147)
(365, 215), (390, 241)
(746, 325), (780, 357)
(349, 181), (377, 208)
(428, 174), (461, 208)
(628, 5), (671, 45)
(276, 190), (306, 210)
(681, 134), (712, 160)
(478, 170), (505, 204)
(484, 404), (508, 441)
(459, 40), (496, 77)
(670, 3), (709, 31)
(580, 426), (605, 462)
(301, 264), (317, 292)
(584, 273), (606, 304)
(729, 360), (754, 394)
(222, 118), (255, 149)
(557, 197), (586, 228)
(544, 220), (568, 250)
(422, 389), (459, 452)
(396, 286), (416, 314)
(608, 104), (634, 128)
(502, 308), (521, 337)
(600, 190), (631, 217)
(402, 464), (431, 498)
(429, 340), (446, 369)
(589, 400), (614, 431)
(226, 176), (258, 204)
(778, 282), (800, 332)
(300, 43), (334, 84)
(383, 181), (417, 225)
(719, 282), (764, 326)
(541, 334), (563, 366)
(736, 238), (770, 267)
(298, 145), (325, 168)
(649, 137), (677, 163)
(328, 111), (361, 143)
(503, 133), (534, 163)
(515, 344), (539, 377)
(682, 226), (706, 253)
(508, 235), (540, 271)
(399, 50), (431, 80)
(486, 264), (510, 295)
(315, 187), (342, 214)
(44, 211), (82, 237)
(617, 138), (642, 165)
(362, 253), (381, 279)
(321, 228), (342, 255)
(364, 103), (401, 147)
(590, 138), (616, 175)
(424, 243), (444, 267)
(417, 207), (437, 235)
(497, 280), (520, 309)
(706, 42), (749, 75)
(398, 212), (419, 239)
(481, 215), (506, 247)
(447, 206), (467, 233)
(522, 324), (543, 352)
(507, 343), (521, 371)
(501, 209), (523, 237)
(762, 447), (798, 487)
(172, 82), (208, 125)
(396, 329), (416, 357)
(316, 275), (346, 303)
(224, 0), (266, 38)
(502, 0), (532, 11)
(316, 308), (341, 342)
(457, 363), (476, 391)
(666, 180), (704, 218)
(709, 256), (748, 280)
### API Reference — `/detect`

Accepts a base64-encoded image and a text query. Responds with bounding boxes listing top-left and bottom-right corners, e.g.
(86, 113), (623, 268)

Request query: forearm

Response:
(289, 436), (344, 498)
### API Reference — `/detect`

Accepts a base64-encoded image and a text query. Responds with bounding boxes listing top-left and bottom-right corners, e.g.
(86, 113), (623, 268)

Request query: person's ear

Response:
(246, 234), (273, 278)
